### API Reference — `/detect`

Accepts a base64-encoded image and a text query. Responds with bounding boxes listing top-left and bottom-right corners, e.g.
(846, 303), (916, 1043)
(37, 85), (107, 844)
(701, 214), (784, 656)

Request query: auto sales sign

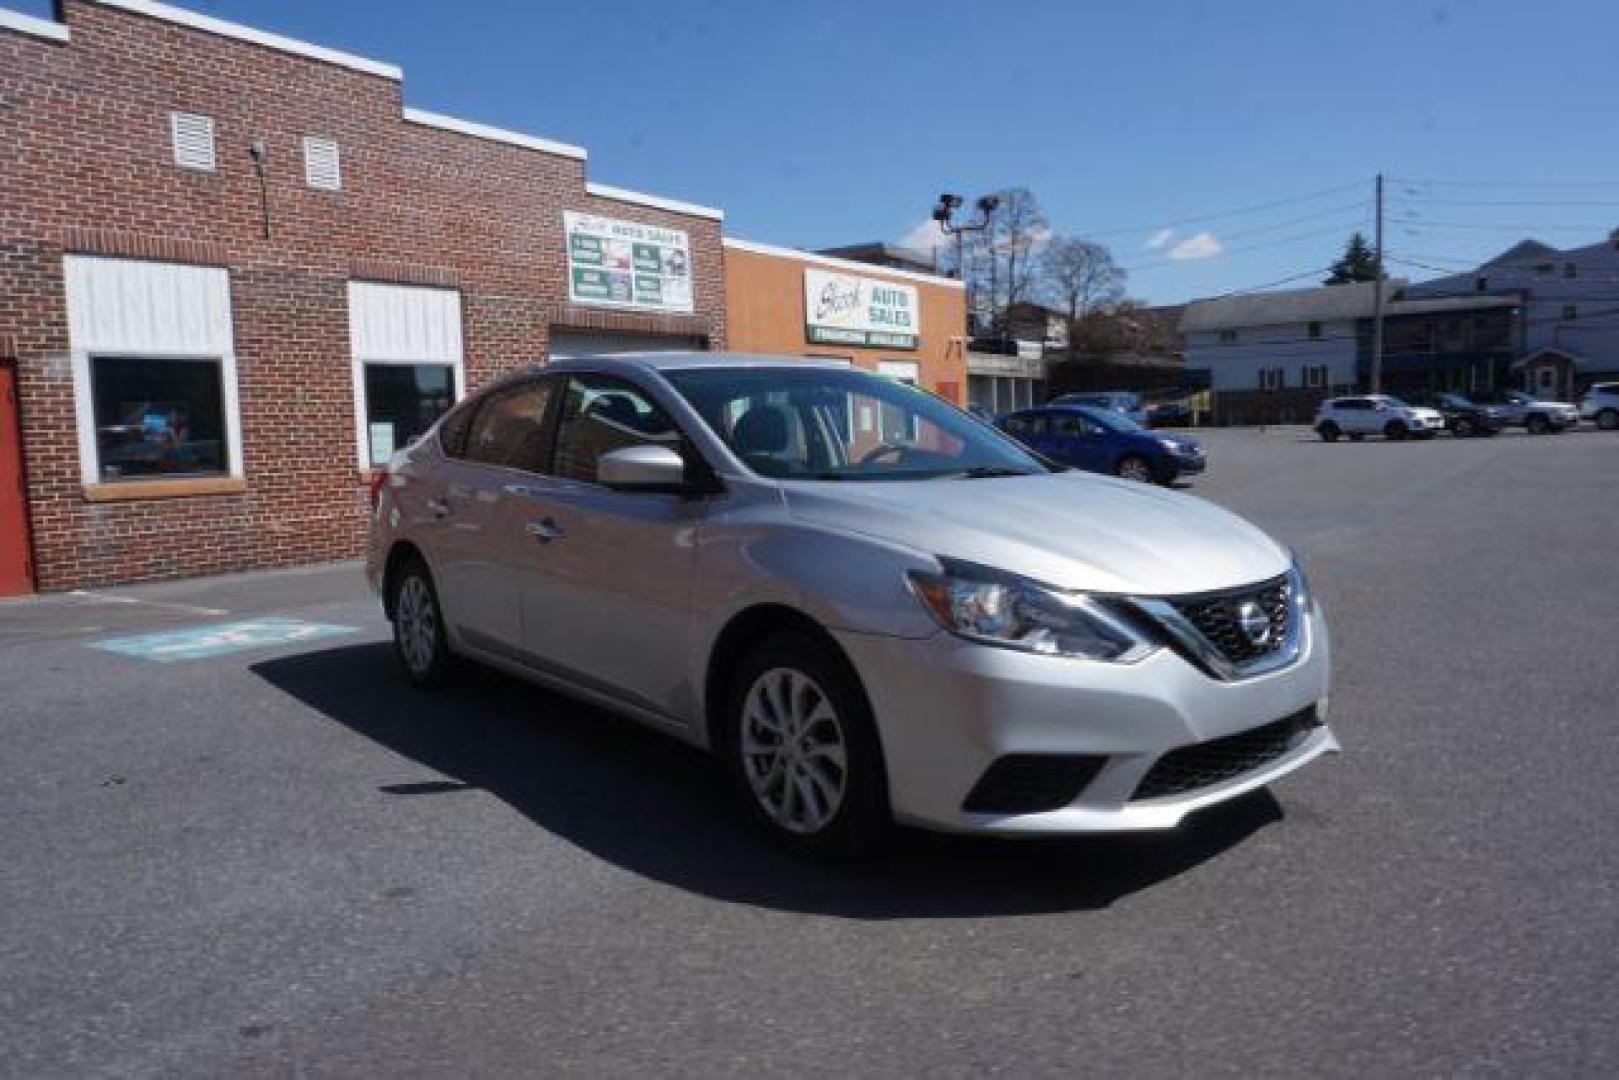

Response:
(803, 268), (919, 350)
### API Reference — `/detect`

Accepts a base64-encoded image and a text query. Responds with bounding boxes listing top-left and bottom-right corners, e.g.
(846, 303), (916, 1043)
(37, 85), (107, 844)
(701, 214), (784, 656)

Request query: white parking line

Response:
(66, 590), (230, 617)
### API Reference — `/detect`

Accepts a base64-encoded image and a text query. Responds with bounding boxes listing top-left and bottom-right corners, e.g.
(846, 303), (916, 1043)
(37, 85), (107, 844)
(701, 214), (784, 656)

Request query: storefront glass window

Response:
(90, 356), (227, 481)
(363, 363), (455, 465)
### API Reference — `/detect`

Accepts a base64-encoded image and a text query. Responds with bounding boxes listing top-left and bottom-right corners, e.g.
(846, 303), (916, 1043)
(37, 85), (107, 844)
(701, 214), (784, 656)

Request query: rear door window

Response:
(463, 378), (559, 471)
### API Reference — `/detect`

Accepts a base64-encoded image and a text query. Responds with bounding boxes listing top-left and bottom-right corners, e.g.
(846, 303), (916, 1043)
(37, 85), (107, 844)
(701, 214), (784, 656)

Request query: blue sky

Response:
(13, 0), (1619, 302)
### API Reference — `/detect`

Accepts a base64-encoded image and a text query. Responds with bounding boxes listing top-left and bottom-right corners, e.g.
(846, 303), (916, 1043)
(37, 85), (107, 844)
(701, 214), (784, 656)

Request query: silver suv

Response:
(367, 354), (1336, 854)
(1579, 382), (1619, 430)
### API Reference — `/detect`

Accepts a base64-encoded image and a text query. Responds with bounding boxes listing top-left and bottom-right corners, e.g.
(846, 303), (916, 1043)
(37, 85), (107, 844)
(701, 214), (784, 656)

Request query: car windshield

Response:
(1382, 396), (1412, 408)
(665, 365), (1049, 481)
(1081, 406), (1142, 433)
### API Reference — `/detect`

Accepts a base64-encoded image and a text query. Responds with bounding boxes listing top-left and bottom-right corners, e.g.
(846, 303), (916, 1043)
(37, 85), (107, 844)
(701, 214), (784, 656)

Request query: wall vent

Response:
(170, 112), (216, 171)
(303, 136), (341, 191)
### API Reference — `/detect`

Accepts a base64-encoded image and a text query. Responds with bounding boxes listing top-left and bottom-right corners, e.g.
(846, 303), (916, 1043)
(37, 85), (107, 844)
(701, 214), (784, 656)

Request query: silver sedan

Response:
(367, 354), (1336, 856)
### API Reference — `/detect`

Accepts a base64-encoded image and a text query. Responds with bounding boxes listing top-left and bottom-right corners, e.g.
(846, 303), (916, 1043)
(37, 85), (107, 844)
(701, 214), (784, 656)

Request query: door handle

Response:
(526, 518), (565, 543)
(426, 498), (451, 519)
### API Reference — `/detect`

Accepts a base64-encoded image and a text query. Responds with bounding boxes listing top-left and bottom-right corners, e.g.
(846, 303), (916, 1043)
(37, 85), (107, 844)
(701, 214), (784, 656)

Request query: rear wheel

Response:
(723, 633), (889, 858)
(1348, 432), (1366, 442)
(1453, 417), (1476, 437)
(1116, 455), (1153, 483)
(1384, 420), (1409, 441)
(1317, 421), (1341, 443)
(1598, 408), (1619, 431)
(1526, 413), (1550, 435)
(390, 557), (454, 688)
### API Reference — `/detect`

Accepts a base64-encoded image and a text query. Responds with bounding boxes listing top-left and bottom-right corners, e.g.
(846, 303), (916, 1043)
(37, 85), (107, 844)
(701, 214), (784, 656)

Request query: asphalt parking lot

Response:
(2, 426), (1616, 1077)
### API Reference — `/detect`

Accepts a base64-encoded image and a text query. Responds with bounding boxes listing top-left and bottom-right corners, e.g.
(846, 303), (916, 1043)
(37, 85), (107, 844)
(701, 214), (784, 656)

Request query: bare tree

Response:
(991, 187), (1048, 318)
(1039, 234), (1125, 354)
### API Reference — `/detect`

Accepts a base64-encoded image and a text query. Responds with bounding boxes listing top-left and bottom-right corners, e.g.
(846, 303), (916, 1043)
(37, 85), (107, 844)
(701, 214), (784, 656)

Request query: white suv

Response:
(1579, 382), (1619, 430)
(1315, 395), (1445, 442)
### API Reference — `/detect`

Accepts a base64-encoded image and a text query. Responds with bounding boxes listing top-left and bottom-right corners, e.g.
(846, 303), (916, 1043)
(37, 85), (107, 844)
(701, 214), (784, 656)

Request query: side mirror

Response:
(597, 445), (689, 493)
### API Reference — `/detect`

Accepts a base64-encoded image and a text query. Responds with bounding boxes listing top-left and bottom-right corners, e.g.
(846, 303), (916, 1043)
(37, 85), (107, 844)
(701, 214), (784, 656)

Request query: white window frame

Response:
(63, 256), (242, 487)
(1304, 364), (1328, 389)
(1259, 366), (1285, 392)
(347, 282), (465, 468)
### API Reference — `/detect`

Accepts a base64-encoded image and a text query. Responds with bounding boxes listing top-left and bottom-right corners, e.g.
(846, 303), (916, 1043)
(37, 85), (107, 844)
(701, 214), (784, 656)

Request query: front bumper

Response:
(834, 605), (1335, 834)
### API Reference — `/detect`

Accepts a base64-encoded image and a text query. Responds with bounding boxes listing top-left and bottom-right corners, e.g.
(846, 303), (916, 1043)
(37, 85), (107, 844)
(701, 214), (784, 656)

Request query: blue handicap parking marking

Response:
(90, 617), (359, 663)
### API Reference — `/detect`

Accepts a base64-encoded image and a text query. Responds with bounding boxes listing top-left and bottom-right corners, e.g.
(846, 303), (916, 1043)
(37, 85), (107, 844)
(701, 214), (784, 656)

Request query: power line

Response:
(1125, 220), (1368, 274)
(1390, 176), (1619, 189)
(1392, 197), (1619, 208)
(1074, 179), (1366, 241)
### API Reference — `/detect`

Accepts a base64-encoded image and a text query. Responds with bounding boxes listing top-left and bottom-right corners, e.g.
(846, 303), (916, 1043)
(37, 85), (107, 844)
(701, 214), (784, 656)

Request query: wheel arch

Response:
(381, 539), (429, 620)
(701, 602), (865, 753)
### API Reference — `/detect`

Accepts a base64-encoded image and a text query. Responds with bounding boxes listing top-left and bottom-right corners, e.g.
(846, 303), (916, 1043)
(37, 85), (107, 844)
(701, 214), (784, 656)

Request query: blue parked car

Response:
(998, 404), (1206, 485)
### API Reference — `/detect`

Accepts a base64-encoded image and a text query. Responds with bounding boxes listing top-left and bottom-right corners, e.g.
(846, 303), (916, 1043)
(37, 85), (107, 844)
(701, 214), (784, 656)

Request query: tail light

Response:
(367, 468), (388, 509)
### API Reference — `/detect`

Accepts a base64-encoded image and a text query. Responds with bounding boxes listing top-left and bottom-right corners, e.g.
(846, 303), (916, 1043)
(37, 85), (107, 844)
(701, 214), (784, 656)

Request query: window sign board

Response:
(804, 269), (920, 350)
(564, 211), (694, 314)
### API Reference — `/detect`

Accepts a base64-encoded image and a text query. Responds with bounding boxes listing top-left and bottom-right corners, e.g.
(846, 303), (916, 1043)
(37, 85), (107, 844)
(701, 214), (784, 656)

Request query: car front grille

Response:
(1168, 575), (1292, 667)
(1131, 708), (1321, 801)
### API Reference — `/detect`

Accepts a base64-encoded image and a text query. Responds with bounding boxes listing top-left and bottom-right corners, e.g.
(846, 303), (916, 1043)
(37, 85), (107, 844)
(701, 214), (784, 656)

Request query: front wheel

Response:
(1597, 408), (1619, 431)
(724, 633), (889, 858)
(1317, 421), (1341, 442)
(1453, 417), (1475, 437)
(1384, 420), (1409, 441)
(391, 557), (454, 688)
(1526, 414), (1550, 435)
(1116, 455), (1154, 483)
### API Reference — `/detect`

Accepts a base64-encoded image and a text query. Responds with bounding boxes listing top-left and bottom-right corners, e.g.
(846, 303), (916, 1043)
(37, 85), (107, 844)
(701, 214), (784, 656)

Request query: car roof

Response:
(561, 351), (856, 374)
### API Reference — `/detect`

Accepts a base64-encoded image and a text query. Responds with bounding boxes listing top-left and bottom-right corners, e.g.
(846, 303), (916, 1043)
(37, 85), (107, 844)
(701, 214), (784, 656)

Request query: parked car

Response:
(1406, 392), (1508, 437)
(1465, 389), (1579, 434)
(1314, 395), (1446, 441)
(1578, 382), (1619, 430)
(1050, 391), (1148, 426)
(999, 404), (1206, 484)
(1146, 401), (1193, 428)
(368, 354), (1334, 856)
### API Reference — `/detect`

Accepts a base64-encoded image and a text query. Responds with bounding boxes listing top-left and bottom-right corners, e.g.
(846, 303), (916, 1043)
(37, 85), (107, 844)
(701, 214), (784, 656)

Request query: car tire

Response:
(1116, 455), (1153, 483)
(390, 555), (455, 689)
(1453, 417), (1475, 437)
(1384, 420), (1409, 441)
(722, 632), (889, 859)
(1348, 432), (1366, 442)
(1526, 414), (1550, 435)
(1317, 422), (1341, 442)
(1598, 408), (1619, 431)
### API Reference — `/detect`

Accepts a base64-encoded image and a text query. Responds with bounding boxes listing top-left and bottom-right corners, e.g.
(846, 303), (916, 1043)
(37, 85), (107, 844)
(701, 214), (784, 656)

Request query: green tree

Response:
(1324, 231), (1384, 284)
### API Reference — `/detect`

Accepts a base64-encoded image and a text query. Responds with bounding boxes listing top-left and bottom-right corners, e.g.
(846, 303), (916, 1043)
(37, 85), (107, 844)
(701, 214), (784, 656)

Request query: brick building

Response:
(0, 0), (726, 593)
(722, 239), (967, 401)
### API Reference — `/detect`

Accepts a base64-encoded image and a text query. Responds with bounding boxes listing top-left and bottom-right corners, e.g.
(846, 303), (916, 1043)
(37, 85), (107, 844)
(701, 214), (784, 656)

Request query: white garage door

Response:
(548, 330), (704, 359)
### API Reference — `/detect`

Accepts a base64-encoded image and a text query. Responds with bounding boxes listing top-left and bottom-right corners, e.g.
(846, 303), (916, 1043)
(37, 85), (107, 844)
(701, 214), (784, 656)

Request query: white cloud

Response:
(1169, 231), (1224, 261)
(897, 218), (946, 256)
(1146, 228), (1174, 250)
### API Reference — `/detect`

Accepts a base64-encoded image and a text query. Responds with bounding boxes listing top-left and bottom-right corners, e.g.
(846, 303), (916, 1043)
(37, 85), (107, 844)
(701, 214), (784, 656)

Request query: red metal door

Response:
(0, 362), (35, 595)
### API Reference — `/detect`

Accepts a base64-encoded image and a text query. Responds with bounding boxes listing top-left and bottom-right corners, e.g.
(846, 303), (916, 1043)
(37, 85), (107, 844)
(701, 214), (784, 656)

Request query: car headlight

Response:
(1158, 438), (1183, 451)
(1288, 550), (1316, 613)
(907, 561), (1156, 662)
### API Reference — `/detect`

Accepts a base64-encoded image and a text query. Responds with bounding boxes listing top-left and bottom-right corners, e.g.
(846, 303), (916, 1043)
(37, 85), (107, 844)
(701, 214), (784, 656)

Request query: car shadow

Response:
(251, 642), (1284, 919)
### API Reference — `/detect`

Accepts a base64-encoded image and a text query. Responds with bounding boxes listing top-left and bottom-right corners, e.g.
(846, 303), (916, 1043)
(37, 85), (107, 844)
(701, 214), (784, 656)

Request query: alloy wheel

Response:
(1117, 456), (1153, 483)
(395, 574), (438, 678)
(740, 667), (848, 835)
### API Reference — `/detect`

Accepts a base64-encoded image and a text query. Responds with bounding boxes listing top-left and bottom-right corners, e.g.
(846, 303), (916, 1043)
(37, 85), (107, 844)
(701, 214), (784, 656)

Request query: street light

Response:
(933, 193), (998, 329)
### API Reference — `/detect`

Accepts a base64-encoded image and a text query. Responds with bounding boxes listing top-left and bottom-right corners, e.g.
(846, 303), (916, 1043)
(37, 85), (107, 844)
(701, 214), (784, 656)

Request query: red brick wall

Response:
(0, 1), (725, 589)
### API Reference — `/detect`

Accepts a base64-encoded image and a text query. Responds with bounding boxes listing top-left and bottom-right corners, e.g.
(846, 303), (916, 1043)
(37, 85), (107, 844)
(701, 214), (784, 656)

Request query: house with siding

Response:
(1182, 279), (1521, 424)
(1400, 231), (1619, 400)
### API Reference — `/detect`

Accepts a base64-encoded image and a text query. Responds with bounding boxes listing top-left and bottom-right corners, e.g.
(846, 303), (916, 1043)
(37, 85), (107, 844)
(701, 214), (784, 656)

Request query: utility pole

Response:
(1370, 172), (1385, 394)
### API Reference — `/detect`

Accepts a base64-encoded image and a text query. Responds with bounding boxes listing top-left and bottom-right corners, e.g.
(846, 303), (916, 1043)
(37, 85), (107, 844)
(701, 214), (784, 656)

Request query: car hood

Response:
(780, 472), (1288, 596)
